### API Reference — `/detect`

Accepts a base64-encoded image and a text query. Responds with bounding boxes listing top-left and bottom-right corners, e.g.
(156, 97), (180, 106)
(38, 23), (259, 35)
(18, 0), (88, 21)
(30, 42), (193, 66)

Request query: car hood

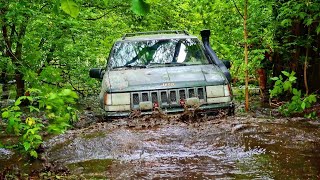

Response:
(104, 65), (228, 92)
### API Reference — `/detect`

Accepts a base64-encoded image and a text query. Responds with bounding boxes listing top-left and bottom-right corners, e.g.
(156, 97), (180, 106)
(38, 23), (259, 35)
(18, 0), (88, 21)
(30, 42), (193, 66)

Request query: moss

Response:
(80, 132), (106, 139)
(67, 159), (113, 179)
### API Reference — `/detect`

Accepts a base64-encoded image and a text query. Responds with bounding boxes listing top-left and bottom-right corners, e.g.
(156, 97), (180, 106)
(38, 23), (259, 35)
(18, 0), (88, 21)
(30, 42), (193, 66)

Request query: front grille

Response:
(198, 88), (204, 99)
(142, 92), (149, 101)
(188, 89), (195, 98)
(131, 87), (206, 109)
(133, 93), (139, 105)
(170, 91), (177, 102)
(179, 90), (186, 99)
(151, 92), (158, 103)
(161, 91), (168, 103)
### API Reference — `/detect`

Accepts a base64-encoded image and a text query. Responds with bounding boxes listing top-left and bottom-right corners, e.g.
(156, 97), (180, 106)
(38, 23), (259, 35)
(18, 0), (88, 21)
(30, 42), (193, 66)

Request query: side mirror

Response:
(89, 68), (104, 79)
(221, 60), (231, 69)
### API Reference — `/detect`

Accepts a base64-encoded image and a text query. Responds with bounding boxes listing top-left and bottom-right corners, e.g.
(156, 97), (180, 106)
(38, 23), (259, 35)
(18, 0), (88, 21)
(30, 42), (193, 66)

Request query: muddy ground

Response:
(1, 98), (320, 179)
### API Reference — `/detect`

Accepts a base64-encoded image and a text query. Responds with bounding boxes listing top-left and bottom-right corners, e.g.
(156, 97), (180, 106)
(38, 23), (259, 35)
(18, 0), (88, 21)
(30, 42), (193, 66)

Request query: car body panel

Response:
(104, 65), (226, 92)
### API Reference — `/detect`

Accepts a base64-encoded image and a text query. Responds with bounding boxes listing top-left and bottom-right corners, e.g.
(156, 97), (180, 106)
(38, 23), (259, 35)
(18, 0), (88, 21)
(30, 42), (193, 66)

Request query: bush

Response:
(1, 88), (78, 158)
(270, 71), (317, 117)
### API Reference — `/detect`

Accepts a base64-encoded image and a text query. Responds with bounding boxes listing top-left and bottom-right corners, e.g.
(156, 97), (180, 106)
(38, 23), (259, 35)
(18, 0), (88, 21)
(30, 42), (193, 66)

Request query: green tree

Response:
(272, 0), (320, 93)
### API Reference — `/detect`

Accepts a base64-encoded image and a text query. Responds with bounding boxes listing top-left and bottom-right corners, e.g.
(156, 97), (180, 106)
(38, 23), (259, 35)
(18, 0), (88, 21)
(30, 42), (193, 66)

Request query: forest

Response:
(0, 0), (320, 178)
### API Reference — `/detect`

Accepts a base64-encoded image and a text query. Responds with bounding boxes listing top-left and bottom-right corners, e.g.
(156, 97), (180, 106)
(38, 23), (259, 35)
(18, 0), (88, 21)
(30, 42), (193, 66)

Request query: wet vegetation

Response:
(1, 0), (320, 179)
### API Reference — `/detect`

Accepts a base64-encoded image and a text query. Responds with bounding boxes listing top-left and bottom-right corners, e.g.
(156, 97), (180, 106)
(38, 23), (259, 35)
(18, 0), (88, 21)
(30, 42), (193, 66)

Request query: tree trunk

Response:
(304, 26), (310, 95)
(257, 68), (267, 102)
(1, 71), (9, 99)
(1, 5), (28, 99)
(13, 21), (28, 98)
(244, 0), (249, 112)
(15, 71), (25, 98)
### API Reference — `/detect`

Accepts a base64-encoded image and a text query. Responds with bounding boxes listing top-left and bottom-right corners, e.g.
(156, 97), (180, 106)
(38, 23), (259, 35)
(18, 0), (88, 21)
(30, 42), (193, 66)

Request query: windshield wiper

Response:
(166, 62), (187, 66)
(148, 62), (187, 67)
(113, 64), (147, 69)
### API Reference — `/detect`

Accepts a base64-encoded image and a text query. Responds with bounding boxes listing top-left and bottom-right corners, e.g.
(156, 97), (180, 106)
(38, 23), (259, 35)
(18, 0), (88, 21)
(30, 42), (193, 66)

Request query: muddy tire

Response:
(228, 105), (235, 116)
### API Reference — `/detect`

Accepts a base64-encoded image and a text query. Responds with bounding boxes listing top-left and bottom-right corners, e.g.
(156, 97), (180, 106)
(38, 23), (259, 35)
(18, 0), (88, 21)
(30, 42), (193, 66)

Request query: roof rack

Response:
(122, 30), (189, 40)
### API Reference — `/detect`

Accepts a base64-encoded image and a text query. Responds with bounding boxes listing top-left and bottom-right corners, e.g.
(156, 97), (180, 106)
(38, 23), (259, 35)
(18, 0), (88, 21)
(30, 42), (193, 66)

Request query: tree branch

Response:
(40, 3), (49, 11)
(84, 5), (129, 20)
(2, 25), (11, 50)
(231, 0), (244, 20)
(2, 25), (16, 59)
(15, 20), (28, 60)
(85, 13), (109, 20)
(9, 24), (16, 44)
(81, 4), (107, 10)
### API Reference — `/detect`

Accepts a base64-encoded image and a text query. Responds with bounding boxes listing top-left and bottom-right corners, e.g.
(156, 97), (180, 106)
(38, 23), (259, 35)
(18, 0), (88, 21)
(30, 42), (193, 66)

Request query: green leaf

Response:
(131, 0), (150, 16)
(309, 95), (317, 103)
(8, 117), (15, 127)
(292, 95), (300, 101)
(26, 96), (33, 102)
(304, 18), (313, 26)
(270, 77), (279, 81)
(306, 94), (317, 103)
(301, 102), (306, 110)
(15, 97), (23, 106)
(30, 150), (38, 158)
(275, 80), (282, 85)
(283, 81), (291, 91)
(281, 19), (292, 27)
(60, 89), (78, 99)
(23, 142), (31, 151)
(61, 0), (80, 18)
(33, 135), (42, 140)
(281, 71), (290, 77)
(12, 106), (20, 111)
(292, 88), (299, 96)
(289, 76), (297, 82)
(299, 12), (307, 19)
(29, 106), (40, 113)
(72, 114), (77, 121)
(316, 25), (320, 35)
(2, 111), (9, 118)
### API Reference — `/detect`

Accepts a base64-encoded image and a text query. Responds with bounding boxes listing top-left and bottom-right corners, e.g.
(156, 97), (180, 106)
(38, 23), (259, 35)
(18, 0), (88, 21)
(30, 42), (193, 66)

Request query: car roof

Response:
(117, 31), (199, 42)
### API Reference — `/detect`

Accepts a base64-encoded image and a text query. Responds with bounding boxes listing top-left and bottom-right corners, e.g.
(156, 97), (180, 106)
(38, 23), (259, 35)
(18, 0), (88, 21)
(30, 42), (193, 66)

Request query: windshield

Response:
(108, 38), (209, 69)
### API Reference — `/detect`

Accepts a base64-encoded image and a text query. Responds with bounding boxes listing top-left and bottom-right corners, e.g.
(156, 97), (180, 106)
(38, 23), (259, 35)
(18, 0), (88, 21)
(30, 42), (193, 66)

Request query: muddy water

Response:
(40, 116), (320, 179)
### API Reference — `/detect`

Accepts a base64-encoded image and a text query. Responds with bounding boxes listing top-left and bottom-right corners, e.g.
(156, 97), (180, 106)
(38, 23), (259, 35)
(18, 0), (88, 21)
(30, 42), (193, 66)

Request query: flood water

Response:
(36, 116), (320, 179)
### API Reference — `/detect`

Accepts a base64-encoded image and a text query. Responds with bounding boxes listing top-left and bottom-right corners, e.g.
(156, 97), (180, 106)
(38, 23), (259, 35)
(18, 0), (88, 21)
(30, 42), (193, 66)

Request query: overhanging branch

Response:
(84, 5), (129, 21)
(85, 13), (109, 20)
(231, 0), (244, 20)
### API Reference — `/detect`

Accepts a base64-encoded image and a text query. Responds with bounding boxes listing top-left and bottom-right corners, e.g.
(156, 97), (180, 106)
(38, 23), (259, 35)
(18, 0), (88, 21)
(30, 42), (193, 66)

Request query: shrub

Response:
(270, 71), (317, 117)
(1, 88), (78, 158)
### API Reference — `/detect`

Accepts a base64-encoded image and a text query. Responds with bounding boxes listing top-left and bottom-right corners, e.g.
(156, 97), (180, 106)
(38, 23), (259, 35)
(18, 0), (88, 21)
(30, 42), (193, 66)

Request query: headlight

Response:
(104, 93), (130, 105)
(104, 93), (112, 105)
(104, 93), (131, 111)
(206, 85), (225, 97)
(224, 84), (231, 96)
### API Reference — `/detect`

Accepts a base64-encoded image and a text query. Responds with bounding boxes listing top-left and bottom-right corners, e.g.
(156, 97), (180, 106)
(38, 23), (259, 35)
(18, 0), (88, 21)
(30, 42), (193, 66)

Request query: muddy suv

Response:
(90, 30), (234, 117)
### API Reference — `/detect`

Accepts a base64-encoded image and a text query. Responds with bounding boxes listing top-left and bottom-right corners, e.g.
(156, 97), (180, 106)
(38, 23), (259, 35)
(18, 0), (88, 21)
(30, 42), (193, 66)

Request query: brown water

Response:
(35, 116), (320, 179)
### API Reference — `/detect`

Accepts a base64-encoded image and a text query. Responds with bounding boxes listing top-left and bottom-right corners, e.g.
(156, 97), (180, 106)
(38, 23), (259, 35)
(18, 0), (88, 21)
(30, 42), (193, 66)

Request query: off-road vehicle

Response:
(90, 30), (234, 117)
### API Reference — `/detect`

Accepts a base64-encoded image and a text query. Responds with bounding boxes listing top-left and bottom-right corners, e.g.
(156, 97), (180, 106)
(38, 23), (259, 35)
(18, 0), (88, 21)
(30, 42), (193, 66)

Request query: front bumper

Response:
(105, 102), (235, 117)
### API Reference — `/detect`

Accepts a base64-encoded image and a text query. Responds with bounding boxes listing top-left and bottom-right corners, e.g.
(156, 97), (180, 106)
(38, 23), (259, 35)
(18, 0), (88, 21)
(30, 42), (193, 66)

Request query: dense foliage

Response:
(1, 88), (78, 158)
(272, 0), (320, 93)
(270, 71), (317, 117)
(1, 0), (318, 95)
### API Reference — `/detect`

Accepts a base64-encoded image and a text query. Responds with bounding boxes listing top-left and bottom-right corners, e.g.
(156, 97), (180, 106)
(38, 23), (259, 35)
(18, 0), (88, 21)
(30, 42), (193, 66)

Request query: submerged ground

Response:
(1, 108), (320, 179)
